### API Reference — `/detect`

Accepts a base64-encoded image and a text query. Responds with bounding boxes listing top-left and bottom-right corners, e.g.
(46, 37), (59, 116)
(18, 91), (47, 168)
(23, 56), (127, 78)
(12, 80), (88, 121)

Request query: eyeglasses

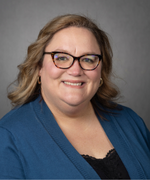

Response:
(43, 51), (102, 71)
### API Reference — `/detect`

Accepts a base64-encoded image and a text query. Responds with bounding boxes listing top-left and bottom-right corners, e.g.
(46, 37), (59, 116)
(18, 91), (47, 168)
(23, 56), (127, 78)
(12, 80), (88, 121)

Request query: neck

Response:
(55, 102), (96, 132)
(43, 95), (96, 130)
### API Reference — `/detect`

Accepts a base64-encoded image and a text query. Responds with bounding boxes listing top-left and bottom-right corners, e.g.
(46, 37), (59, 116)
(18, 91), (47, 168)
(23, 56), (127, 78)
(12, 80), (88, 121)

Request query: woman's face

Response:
(39, 27), (102, 114)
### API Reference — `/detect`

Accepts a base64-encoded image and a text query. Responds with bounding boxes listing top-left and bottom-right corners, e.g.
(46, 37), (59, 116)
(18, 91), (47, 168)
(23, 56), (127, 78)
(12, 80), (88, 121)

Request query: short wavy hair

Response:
(8, 14), (119, 112)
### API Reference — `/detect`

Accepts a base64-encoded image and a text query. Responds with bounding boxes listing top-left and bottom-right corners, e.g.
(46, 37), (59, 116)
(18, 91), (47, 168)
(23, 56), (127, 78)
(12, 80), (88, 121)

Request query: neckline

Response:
(81, 148), (115, 160)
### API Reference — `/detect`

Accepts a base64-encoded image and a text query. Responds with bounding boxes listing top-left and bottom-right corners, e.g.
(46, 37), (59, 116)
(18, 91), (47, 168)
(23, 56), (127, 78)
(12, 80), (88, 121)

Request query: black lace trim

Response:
(82, 149), (115, 160)
(81, 149), (130, 179)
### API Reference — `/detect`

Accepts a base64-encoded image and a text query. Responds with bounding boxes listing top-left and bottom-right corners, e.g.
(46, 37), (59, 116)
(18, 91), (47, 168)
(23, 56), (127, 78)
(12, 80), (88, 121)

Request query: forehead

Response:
(45, 27), (100, 54)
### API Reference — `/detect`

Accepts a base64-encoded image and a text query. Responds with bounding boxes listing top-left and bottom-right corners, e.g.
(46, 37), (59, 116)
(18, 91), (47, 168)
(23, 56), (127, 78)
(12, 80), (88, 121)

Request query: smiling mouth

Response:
(63, 81), (84, 86)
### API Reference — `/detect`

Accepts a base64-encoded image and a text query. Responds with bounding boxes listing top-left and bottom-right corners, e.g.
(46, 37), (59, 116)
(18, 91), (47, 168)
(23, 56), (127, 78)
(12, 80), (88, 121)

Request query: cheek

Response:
(40, 60), (64, 80)
(87, 68), (101, 84)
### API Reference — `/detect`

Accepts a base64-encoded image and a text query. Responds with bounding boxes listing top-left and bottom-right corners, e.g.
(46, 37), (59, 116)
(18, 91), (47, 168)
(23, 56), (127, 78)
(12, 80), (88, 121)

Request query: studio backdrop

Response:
(0, 0), (150, 130)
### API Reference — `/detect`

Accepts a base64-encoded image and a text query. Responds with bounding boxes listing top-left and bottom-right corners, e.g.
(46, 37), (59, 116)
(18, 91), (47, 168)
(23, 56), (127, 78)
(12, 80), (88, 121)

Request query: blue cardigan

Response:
(0, 96), (150, 179)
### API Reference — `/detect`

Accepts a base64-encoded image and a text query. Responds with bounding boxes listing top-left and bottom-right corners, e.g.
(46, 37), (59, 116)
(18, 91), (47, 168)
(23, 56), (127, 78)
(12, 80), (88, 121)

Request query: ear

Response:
(38, 55), (44, 76)
(38, 67), (43, 76)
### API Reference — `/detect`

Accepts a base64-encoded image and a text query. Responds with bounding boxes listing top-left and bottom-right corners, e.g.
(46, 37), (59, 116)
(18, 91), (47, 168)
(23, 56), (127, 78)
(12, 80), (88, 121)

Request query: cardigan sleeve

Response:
(0, 127), (25, 179)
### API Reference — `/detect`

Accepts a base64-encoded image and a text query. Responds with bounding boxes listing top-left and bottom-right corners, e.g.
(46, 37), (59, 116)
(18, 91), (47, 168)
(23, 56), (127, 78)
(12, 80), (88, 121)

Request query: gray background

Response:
(0, 0), (150, 130)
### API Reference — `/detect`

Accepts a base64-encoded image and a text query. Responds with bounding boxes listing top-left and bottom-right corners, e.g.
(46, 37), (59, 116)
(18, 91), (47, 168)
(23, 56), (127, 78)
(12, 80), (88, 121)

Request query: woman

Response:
(0, 14), (149, 179)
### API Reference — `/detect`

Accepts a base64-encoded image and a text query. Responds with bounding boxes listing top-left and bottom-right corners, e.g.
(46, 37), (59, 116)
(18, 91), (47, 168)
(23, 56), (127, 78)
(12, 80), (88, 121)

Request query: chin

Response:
(61, 97), (85, 107)
(62, 95), (91, 108)
(65, 101), (83, 107)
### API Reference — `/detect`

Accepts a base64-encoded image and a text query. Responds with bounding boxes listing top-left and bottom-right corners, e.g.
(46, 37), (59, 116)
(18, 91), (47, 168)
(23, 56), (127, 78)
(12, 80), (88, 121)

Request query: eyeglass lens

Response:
(53, 52), (100, 70)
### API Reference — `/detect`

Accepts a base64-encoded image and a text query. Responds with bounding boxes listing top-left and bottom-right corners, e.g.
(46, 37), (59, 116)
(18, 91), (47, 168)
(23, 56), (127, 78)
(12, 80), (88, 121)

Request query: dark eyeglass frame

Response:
(43, 51), (102, 71)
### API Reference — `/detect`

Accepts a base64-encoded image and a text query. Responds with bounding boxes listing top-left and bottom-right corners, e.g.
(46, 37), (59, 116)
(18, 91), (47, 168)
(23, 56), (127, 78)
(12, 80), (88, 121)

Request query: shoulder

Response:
(0, 95), (49, 140)
(0, 100), (42, 179)
(113, 104), (144, 125)
(101, 103), (150, 138)
(0, 98), (45, 156)
(104, 104), (150, 145)
(106, 104), (145, 127)
(0, 101), (36, 132)
(105, 103), (142, 121)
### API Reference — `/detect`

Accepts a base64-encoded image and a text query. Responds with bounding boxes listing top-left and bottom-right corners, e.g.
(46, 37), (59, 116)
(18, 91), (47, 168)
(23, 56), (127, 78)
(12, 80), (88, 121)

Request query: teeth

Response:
(64, 82), (82, 86)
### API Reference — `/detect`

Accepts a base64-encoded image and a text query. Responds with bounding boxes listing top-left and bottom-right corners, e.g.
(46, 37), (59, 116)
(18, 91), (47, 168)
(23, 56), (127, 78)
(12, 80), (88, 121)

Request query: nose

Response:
(67, 59), (83, 76)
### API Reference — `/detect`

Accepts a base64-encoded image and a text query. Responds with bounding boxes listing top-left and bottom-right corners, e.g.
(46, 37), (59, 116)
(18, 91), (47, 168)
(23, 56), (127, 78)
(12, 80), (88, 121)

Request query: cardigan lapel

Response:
(99, 111), (147, 179)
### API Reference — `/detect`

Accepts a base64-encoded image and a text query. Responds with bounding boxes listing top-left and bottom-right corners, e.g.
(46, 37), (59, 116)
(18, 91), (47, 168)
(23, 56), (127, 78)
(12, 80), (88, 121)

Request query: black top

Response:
(82, 149), (130, 179)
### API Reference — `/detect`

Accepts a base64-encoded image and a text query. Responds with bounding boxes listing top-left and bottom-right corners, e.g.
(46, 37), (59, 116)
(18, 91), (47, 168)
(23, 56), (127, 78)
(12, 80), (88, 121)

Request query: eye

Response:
(81, 55), (99, 64)
(54, 54), (69, 61)
(57, 57), (68, 61)
(81, 57), (95, 64)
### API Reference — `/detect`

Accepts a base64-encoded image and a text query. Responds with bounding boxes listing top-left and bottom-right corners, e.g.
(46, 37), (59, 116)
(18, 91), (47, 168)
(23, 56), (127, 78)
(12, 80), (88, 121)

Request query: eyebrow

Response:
(53, 49), (101, 55)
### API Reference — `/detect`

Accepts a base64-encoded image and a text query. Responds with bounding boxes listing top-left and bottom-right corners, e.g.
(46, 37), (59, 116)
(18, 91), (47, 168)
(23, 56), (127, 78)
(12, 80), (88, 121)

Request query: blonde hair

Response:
(8, 14), (119, 111)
